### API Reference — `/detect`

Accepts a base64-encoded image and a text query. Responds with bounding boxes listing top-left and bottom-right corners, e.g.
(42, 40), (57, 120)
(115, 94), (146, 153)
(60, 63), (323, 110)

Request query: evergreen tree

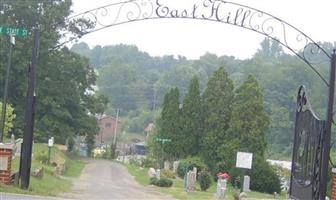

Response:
(201, 67), (234, 172)
(181, 76), (202, 156)
(157, 88), (182, 159)
(227, 75), (270, 160)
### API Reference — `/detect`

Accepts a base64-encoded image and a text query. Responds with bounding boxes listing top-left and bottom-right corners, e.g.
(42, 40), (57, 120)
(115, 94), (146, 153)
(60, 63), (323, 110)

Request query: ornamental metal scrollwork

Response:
(290, 86), (326, 200)
(56, 0), (331, 85)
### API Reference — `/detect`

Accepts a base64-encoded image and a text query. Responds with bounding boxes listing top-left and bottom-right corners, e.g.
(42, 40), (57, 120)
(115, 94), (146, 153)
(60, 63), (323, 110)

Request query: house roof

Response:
(97, 115), (121, 123)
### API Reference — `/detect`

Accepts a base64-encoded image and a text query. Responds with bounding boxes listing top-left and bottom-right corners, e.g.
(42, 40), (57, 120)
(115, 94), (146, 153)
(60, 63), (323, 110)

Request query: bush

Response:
(161, 170), (176, 179)
(250, 158), (281, 194)
(177, 156), (207, 178)
(36, 150), (49, 164)
(198, 171), (212, 191)
(150, 177), (173, 187)
(142, 157), (159, 168)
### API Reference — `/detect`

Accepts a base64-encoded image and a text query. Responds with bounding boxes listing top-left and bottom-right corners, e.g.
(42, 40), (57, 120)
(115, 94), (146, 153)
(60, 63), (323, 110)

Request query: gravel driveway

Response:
(62, 159), (175, 200)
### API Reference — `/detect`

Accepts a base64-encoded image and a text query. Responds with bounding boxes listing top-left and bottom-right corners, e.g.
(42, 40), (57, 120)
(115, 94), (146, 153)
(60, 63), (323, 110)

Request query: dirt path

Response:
(62, 159), (175, 200)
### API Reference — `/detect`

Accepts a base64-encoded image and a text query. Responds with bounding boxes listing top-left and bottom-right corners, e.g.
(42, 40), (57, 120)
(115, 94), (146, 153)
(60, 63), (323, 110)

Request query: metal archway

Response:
(49, 0), (336, 199)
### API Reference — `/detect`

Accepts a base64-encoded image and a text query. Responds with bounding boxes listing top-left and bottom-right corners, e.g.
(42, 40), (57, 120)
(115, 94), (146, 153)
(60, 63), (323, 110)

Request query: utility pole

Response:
(113, 109), (119, 146)
(20, 27), (39, 189)
(0, 34), (15, 142)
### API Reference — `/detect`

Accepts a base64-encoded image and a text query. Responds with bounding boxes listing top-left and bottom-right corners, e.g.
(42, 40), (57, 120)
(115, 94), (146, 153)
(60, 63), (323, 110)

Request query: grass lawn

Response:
(127, 164), (288, 200)
(0, 143), (85, 196)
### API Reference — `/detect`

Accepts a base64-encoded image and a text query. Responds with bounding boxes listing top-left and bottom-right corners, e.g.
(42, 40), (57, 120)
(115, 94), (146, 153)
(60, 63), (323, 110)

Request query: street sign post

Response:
(0, 26), (30, 37)
(156, 137), (172, 168)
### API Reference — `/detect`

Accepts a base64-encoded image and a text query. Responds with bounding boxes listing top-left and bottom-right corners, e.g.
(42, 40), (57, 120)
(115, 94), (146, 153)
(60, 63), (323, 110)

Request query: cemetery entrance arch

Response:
(30, 0), (336, 198)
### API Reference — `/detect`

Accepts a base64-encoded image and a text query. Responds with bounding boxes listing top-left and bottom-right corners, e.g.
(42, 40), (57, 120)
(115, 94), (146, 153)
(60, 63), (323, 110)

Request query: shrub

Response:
(150, 177), (158, 185)
(250, 158), (281, 194)
(177, 156), (207, 178)
(36, 150), (49, 164)
(142, 157), (159, 168)
(198, 171), (212, 191)
(161, 170), (176, 179)
(150, 177), (173, 187)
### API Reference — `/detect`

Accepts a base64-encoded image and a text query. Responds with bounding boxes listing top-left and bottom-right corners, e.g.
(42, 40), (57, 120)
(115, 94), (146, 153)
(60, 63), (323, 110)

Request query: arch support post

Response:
(321, 50), (336, 199)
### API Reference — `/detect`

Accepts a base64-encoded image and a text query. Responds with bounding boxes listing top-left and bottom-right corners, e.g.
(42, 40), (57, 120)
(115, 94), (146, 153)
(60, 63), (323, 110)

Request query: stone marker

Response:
(173, 161), (179, 173)
(243, 175), (250, 192)
(216, 178), (227, 199)
(148, 167), (156, 178)
(185, 167), (197, 192)
(156, 169), (161, 179)
(164, 161), (170, 170)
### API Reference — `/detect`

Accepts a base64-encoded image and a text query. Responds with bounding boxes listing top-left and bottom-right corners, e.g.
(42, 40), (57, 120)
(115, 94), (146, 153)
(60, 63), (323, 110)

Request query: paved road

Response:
(61, 159), (174, 200)
(0, 192), (70, 200)
(1, 159), (174, 200)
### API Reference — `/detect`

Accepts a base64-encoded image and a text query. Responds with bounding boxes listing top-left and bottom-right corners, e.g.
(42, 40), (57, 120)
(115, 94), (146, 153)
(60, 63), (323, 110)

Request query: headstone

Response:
(10, 134), (15, 144)
(186, 168), (197, 192)
(216, 179), (227, 199)
(148, 167), (156, 178)
(173, 161), (179, 173)
(243, 175), (250, 192)
(156, 169), (160, 179)
(31, 167), (44, 178)
(14, 138), (23, 157)
(164, 161), (170, 170)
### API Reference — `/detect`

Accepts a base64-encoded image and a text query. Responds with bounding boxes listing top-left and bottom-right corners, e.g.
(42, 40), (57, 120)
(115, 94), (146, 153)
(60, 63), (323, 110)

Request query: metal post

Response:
(320, 50), (336, 199)
(20, 28), (39, 189)
(0, 35), (14, 142)
(48, 146), (51, 164)
(113, 109), (119, 145)
(240, 169), (245, 193)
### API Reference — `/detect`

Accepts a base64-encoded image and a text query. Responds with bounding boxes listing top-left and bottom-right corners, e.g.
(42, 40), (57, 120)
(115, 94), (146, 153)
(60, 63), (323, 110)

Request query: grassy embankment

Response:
(127, 164), (287, 200)
(0, 143), (85, 196)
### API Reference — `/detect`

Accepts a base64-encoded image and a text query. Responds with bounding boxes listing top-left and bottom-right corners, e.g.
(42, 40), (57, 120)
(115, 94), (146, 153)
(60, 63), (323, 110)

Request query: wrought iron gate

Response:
(290, 86), (326, 200)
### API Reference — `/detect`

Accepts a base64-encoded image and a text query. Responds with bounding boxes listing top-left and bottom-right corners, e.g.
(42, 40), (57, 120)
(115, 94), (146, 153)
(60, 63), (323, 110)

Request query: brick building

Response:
(96, 116), (122, 145)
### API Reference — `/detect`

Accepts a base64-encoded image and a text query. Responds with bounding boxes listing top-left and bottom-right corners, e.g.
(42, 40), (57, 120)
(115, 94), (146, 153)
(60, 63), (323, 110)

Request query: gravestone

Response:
(156, 169), (160, 179)
(164, 161), (170, 170)
(148, 167), (156, 178)
(185, 167), (197, 192)
(243, 175), (250, 192)
(14, 138), (23, 157)
(173, 161), (179, 173)
(216, 178), (227, 199)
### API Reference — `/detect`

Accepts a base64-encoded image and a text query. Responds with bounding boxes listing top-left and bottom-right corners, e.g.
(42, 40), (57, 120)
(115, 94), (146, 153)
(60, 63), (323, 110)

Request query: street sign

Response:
(0, 26), (30, 37)
(156, 137), (172, 143)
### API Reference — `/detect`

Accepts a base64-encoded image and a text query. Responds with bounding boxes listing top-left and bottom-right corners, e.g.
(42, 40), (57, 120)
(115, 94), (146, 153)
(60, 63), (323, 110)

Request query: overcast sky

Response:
(71, 0), (336, 59)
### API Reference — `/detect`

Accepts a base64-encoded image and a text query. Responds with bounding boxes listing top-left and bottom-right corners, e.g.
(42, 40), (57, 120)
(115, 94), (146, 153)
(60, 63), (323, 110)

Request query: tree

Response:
(0, 1), (105, 146)
(180, 76), (202, 156)
(156, 88), (182, 159)
(227, 75), (270, 160)
(255, 38), (283, 58)
(201, 67), (234, 172)
(0, 102), (16, 137)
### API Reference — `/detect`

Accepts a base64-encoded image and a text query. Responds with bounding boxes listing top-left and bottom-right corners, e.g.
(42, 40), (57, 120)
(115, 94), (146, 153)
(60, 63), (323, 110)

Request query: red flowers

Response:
(217, 172), (230, 180)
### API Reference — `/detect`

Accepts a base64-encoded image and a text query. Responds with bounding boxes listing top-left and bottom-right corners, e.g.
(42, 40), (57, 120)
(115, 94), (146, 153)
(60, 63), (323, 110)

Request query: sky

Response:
(71, 0), (336, 59)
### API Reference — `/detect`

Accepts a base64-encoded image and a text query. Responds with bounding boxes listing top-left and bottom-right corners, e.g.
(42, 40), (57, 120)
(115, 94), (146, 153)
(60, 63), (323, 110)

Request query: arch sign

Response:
(62, 0), (336, 199)
(67, 0), (332, 85)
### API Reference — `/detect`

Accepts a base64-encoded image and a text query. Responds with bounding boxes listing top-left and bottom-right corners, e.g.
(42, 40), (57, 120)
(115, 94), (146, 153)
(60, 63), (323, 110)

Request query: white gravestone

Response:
(173, 161), (179, 173)
(216, 179), (227, 199)
(148, 168), (156, 178)
(243, 175), (250, 192)
(156, 169), (161, 179)
(164, 161), (170, 170)
(186, 167), (197, 192)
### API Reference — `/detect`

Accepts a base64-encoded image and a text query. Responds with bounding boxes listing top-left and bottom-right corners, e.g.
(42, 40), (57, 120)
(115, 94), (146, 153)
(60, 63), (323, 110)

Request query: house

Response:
(96, 116), (122, 146)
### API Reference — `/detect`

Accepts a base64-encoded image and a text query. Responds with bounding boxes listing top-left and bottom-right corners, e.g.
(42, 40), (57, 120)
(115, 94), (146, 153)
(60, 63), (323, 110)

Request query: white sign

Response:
(236, 152), (253, 169)
(0, 156), (8, 170)
(48, 138), (54, 147)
